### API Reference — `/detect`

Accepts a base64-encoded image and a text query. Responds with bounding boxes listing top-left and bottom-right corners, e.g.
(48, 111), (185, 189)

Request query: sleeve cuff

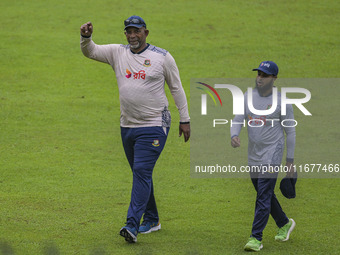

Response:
(179, 117), (190, 123)
(80, 34), (91, 38)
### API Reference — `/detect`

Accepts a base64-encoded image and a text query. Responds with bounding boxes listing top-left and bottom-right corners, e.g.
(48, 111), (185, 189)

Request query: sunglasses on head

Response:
(124, 18), (146, 27)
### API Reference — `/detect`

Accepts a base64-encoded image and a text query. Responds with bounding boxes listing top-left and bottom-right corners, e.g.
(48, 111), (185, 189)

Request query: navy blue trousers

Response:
(121, 126), (169, 229)
(250, 166), (289, 241)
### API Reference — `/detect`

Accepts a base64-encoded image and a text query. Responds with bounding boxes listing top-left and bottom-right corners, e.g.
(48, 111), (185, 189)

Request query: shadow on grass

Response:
(0, 241), (14, 255)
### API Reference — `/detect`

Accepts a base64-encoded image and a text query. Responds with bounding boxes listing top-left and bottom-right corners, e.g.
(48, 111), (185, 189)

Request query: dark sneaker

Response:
(120, 225), (138, 243)
(139, 221), (161, 234)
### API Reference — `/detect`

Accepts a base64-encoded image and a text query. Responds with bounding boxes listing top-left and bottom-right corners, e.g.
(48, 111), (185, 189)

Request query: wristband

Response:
(180, 122), (190, 124)
(81, 33), (91, 38)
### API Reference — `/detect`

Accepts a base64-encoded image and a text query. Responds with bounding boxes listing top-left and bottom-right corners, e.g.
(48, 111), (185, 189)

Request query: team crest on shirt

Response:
(143, 59), (151, 67)
(152, 139), (160, 147)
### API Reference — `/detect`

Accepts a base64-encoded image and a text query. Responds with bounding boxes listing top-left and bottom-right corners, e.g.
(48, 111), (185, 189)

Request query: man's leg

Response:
(244, 171), (265, 251)
(126, 127), (168, 230)
(271, 193), (289, 228)
(141, 127), (169, 226)
(250, 171), (278, 241)
(121, 127), (135, 169)
(251, 180), (291, 238)
(120, 127), (138, 242)
(142, 179), (158, 222)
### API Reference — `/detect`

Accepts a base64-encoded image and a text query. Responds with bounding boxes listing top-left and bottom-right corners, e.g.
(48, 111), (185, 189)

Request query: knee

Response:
(133, 163), (153, 181)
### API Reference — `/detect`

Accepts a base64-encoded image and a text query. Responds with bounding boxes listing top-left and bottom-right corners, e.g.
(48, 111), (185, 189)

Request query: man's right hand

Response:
(231, 136), (241, 148)
(80, 22), (93, 37)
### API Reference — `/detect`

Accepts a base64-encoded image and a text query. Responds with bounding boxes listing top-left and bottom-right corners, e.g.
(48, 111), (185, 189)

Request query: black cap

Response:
(280, 172), (297, 199)
(124, 15), (146, 30)
(252, 61), (279, 76)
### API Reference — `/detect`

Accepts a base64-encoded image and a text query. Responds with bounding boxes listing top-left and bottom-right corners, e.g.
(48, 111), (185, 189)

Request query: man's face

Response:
(124, 27), (149, 51)
(256, 70), (277, 95)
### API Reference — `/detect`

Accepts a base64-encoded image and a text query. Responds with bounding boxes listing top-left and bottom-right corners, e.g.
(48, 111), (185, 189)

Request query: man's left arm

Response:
(164, 53), (190, 142)
(283, 104), (296, 177)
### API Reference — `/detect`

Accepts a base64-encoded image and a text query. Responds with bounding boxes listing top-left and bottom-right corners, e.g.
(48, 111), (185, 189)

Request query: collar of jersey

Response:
(255, 86), (275, 97)
(130, 43), (150, 54)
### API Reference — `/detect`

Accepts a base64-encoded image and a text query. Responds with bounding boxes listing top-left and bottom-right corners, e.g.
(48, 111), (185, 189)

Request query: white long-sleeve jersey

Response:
(230, 88), (296, 165)
(80, 36), (190, 128)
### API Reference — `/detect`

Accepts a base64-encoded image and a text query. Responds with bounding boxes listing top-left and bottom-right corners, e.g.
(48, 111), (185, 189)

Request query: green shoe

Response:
(275, 218), (296, 241)
(244, 237), (263, 252)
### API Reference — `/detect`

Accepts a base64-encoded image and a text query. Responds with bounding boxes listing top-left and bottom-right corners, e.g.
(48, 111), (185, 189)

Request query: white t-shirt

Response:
(80, 37), (190, 127)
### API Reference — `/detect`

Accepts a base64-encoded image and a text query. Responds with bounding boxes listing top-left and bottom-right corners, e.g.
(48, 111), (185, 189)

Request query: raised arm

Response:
(80, 22), (115, 65)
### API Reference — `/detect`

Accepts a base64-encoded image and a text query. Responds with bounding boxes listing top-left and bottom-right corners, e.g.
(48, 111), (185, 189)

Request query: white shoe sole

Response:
(282, 218), (296, 241)
(140, 223), (161, 234)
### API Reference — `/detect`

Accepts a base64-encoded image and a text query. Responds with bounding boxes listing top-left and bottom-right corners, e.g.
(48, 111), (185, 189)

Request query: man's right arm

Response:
(80, 22), (115, 65)
(230, 114), (245, 148)
(230, 93), (246, 148)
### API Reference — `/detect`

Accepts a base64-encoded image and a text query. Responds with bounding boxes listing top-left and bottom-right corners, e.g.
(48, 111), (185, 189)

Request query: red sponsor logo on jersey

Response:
(125, 69), (146, 80)
(133, 70), (146, 80)
(248, 115), (267, 125)
(126, 69), (132, 78)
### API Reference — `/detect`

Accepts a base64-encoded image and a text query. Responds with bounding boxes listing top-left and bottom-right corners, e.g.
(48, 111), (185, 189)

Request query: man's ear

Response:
(145, 29), (149, 37)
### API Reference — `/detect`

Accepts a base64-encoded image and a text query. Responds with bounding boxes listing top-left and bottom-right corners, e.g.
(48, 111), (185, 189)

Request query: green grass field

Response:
(1, 0), (339, 254)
